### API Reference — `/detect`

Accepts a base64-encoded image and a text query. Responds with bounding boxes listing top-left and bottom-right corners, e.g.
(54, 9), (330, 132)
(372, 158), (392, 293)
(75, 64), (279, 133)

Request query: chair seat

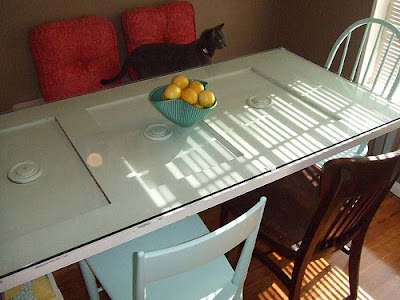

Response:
(316, 142), (368, 168)
(86, 214), (234, 300)
(225, 166), (321, 257)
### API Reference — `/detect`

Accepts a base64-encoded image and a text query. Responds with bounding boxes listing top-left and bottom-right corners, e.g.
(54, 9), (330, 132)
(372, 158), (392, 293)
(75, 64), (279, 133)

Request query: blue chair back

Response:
(325, 17), (400, 100)
(132, 197), (266, 300)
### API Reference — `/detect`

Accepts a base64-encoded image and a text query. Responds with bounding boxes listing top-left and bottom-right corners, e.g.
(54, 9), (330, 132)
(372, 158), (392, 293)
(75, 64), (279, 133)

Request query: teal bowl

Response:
(149, 80), (217, 127)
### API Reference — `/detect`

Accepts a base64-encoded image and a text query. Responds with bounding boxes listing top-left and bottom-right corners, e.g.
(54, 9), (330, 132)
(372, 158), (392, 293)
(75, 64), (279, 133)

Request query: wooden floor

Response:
(53, 193), (400, 300)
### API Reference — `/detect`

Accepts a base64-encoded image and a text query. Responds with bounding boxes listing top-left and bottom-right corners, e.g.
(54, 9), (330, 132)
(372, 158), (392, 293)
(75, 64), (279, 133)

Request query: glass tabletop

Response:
(1, 48), (400, 289)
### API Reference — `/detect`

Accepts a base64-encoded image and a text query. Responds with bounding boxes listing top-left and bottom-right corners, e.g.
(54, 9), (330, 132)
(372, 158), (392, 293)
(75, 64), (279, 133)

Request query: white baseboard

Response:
(390, 181), (400, 197)
(12, 98), (44, 111)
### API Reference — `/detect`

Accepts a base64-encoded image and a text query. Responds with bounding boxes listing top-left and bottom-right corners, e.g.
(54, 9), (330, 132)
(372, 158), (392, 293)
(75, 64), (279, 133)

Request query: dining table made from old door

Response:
(1, 48), (400, 292)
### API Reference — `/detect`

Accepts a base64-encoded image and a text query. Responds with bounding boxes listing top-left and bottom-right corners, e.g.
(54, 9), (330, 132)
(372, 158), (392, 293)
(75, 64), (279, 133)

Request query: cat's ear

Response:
(216, 23), (224, 30)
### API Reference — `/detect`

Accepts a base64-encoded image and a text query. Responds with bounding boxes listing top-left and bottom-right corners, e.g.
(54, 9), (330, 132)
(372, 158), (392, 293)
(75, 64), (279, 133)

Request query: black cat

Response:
(100, 23), (226, 84)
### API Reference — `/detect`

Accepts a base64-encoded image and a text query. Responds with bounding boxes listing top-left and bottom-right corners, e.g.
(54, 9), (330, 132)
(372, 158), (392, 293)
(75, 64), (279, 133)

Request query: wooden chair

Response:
(221, 151), (400, 299)
(29, 16), (121, 102)
(318, 17), (400, 166)
(79, 197), (266, 300)
(121, 1), (196, 81)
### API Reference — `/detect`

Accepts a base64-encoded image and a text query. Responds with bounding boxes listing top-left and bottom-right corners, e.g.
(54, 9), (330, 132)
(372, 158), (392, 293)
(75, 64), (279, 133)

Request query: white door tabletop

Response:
(1, 48), (400, 291)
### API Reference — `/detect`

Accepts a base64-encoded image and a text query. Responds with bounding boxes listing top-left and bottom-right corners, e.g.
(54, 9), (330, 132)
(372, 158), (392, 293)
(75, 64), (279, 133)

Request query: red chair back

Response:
(29, 16), (121, 102)
(121, 1), (196, 80)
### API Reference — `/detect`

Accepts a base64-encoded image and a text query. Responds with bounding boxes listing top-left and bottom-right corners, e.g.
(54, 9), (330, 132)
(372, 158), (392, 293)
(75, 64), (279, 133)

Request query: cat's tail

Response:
(100, 70), (126, 85)
(100, 78), (115, 85)
(100, 56), (133, 85)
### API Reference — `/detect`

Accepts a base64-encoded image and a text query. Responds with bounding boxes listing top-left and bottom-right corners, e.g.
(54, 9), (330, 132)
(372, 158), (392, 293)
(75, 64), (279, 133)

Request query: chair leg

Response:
(79, 260), (100, 300)
(348, 233), (366, 299)
(220, 203), (230, 226)
(289, 253), (315, 300)
(233, 289), (243, 300)
(289, 267), (305, 300)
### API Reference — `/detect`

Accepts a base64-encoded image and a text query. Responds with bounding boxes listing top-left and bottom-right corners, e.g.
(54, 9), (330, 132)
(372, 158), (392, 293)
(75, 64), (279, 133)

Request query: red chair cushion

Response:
(29, 16), (121, 102)
(121, 1), (196, 80)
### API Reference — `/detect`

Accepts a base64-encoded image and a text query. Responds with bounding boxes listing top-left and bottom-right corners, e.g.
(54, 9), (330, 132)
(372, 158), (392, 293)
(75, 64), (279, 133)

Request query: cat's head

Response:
(200, 23), (226, 51)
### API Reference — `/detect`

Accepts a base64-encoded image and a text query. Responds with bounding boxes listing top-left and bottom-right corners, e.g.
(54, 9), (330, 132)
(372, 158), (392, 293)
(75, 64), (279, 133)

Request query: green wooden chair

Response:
(318, 17), (400, 167)
(79, 197), (266, 300)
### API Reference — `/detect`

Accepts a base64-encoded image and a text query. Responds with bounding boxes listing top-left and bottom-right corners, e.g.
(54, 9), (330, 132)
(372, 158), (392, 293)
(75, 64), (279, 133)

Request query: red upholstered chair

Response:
(29, 16), (121, 102)
(121, 1), (196, 81)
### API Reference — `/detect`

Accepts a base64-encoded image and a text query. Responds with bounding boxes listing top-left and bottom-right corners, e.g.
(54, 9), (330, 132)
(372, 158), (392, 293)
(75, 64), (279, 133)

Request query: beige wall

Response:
(0, 0), (374, 113)
(0, 0), (280, 113)
(278, 0), (374, 68)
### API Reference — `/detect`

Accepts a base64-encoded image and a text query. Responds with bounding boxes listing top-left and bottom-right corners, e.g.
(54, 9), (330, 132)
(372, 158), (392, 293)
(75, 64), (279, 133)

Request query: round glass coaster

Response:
(144, 123), (173, 141)
(247, 95), (273, 109)
(8, 161), (42, 184)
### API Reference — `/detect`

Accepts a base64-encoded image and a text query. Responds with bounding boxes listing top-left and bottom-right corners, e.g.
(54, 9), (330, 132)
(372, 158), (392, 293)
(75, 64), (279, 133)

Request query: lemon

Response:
(194, 103), (203, 109)
(181, 88), (198, 105)
(172, 74), (189, 89)
(188, 80), (205, 95)
(198, 90), (216, 108)
(163, 83), (181, 100)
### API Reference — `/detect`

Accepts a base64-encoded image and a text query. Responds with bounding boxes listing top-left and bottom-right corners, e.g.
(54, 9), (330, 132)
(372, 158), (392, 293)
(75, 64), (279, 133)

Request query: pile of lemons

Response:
(162, 74), (216, 108)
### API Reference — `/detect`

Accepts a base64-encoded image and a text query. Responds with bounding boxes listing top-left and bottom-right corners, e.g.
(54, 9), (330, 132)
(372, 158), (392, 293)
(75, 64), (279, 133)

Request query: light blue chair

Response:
(79, 197), (266, 300)
(319, 17), (400, 167)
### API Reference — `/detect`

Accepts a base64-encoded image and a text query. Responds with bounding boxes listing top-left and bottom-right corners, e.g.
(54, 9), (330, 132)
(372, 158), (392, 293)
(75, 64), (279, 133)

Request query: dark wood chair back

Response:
(221, 151), (400, 299)
(292, 151), (400, 298)
(304, 153), (400, 257)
